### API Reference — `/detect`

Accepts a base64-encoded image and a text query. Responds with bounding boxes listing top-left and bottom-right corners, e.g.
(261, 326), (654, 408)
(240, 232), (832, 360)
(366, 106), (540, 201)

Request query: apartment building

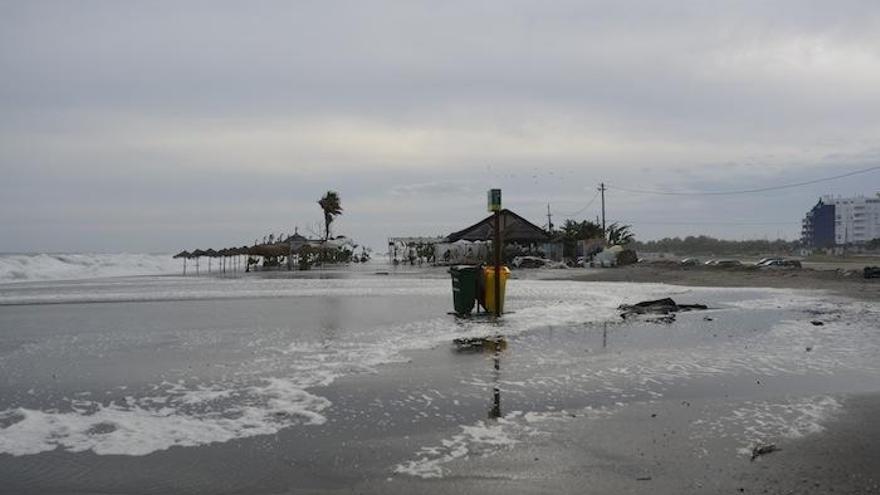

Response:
(802, 193), (880, 248)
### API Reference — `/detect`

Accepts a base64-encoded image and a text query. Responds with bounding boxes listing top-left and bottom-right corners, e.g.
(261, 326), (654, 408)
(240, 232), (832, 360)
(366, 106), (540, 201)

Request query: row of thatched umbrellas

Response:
(173, 244), (294, 275)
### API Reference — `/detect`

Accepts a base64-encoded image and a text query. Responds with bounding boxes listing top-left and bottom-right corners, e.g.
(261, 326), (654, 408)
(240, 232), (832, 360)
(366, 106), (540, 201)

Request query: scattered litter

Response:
(810, 321), (824, 326)
(805, 346), (813, 352)
(636, 476), (652, 481)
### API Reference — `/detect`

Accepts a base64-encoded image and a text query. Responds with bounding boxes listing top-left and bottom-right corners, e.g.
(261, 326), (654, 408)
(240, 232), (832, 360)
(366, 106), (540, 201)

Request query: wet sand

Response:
(1, 272), (879, 494)
(371, 393), (880, 495)
(556, 263), (880, 301)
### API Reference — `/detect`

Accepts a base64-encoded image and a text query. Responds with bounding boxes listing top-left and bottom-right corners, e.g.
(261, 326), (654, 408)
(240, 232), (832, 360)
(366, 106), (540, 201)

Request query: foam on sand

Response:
(691, 395), (843, 456)
(0, 378), (329, 456)
(394, 407), (612, 479)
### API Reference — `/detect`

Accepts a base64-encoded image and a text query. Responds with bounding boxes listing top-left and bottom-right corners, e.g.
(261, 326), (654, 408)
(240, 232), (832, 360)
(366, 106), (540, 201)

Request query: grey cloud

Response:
(2, 1), (880, 251)
(390, 181), (475, 197)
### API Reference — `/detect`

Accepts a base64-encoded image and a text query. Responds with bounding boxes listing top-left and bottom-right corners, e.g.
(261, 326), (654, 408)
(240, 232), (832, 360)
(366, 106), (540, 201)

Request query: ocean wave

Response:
(0, 253), (180, 283)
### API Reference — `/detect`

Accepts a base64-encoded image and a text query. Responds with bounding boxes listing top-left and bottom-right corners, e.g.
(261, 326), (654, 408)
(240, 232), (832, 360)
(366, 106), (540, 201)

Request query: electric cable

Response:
(606, 165), (880, 196)
(556, 190), (601, 218)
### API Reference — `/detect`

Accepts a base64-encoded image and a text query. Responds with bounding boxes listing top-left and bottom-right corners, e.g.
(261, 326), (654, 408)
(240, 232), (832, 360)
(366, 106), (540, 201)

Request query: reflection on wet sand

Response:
(452, 336), (506, 420)
(490, 342), (502, 420)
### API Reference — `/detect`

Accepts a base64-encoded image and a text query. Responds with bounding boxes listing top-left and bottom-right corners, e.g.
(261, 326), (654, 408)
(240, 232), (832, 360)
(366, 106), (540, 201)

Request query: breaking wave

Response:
(0, 253), (180, 283)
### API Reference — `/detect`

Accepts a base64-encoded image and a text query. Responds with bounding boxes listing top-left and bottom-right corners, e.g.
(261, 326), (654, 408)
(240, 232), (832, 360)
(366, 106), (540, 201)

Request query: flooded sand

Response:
(0, 270), (878, 494)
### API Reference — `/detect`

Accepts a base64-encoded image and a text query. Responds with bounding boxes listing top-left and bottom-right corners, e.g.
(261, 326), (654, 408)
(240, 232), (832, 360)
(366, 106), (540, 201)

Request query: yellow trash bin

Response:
(483, 266), (510, 314)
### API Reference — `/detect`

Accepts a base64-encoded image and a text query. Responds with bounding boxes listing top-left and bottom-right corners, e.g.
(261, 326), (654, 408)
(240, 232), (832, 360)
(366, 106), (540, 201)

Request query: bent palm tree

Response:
(606, 222), (635, 245)
(318, 191), (343, 241)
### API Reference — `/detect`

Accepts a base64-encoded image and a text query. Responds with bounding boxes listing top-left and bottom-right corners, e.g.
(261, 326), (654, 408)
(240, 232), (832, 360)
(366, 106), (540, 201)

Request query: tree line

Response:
(631, 235), (799, 255)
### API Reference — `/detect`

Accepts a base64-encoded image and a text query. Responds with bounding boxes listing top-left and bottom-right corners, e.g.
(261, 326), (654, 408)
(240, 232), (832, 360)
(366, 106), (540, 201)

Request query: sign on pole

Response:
(488, 188), (502, 212)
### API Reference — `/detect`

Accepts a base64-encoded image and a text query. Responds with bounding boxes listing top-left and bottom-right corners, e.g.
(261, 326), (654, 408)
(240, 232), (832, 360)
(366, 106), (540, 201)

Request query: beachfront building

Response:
(436, 209), (554, 265)
(387, 236), (445, 265)
(388, 210), (557, 265)
(802, 193), (880, 249)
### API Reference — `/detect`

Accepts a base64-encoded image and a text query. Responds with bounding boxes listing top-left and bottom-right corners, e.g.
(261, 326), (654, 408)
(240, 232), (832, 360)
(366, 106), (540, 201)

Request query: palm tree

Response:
(318, 191), (343, 241)
(558, 219), (603, 258)
(606, 222), (635, 245)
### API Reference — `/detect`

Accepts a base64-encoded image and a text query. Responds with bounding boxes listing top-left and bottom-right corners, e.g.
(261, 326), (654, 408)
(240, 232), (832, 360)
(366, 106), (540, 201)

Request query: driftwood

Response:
(750, 443), (780, 461)
(619, 297), (708, 319)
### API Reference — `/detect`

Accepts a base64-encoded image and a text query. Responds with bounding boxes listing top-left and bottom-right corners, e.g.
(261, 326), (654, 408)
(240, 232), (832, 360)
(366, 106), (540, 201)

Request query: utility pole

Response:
(546, 204), (553, 232)
(599, 183), (607, 241)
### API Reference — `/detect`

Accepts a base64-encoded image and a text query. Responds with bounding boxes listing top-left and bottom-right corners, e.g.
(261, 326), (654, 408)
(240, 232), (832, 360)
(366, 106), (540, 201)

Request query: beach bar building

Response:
(434, 209), (554, 265)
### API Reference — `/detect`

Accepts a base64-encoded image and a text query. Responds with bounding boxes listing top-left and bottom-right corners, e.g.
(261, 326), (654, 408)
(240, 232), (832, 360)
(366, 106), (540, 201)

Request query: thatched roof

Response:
(283, 232), (308, 243)
(249, 243), (290, 257)
(445, 209), (551, 243)
(173, 250), (190, 259)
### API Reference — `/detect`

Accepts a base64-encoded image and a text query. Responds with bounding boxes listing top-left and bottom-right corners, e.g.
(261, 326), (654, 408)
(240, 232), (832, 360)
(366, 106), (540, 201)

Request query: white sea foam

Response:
(0, 378), (330, 456)
(394, 407), (612, 478)
(393, 418), (525, 478)
(0, 280), (674, 457)
(0, 253), (180, 283)
(692, 395), (843, 456)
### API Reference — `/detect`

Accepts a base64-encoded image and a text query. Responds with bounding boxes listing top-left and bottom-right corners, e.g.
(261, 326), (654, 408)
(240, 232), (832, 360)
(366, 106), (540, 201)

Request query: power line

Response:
(606, 165), (880, 196)
(556, 190), (601, 218)
(617, 219), (800, 226)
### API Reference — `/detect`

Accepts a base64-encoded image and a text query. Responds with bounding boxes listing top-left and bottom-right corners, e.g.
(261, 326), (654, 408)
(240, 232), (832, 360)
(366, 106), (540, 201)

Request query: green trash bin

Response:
(449, 265), (478, 316)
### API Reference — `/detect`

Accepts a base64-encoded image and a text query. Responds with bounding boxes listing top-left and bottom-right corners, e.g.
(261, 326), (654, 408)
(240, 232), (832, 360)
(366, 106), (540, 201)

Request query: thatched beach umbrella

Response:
(219, 248), (233, 273)
(231, 247), (243, 272)
(191, 249), (206, 275)
(173, 251), (190, 275)
(238, 245), (250, 272)
(204, 249), (218, 273)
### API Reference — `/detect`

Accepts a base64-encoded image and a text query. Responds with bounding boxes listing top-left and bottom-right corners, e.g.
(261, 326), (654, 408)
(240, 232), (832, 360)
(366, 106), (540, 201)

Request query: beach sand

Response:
(0, 267), (878, 494)
(554, 262), (880, 301)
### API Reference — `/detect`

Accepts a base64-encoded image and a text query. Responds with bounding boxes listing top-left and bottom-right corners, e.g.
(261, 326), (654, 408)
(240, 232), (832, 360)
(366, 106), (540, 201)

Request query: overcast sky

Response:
(2, 0), (879, 253)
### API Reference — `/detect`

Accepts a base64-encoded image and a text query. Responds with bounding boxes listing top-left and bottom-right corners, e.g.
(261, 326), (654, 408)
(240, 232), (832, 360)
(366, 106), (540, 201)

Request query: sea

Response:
(0, 253), (878, 493)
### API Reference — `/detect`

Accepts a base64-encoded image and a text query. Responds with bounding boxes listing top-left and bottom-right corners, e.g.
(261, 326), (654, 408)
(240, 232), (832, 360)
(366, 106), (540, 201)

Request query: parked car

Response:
(511, 256), (568, 269)
(713, 259), (742, 267)
(756, 257), (784, 266)
(680, 257), (701, 266)
(761, 259), (802, 268)
(511, 256), (547, 268)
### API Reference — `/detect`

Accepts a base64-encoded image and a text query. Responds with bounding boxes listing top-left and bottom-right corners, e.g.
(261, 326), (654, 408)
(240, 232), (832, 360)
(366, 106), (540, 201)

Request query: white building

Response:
(823, 193), (880, 245)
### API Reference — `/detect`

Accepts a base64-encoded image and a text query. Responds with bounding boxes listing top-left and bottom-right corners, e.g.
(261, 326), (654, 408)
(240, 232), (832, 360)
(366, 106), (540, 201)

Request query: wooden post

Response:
(494, 209), (501, 318)
(487, 188), (503, 318)
(599, 182), (607, 242)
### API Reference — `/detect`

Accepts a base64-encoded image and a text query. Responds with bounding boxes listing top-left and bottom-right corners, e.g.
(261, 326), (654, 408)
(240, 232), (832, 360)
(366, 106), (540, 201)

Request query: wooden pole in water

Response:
(490, 188), (503, 318)
(494, 209), (501, 318)
(599, 182), (607, 242)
